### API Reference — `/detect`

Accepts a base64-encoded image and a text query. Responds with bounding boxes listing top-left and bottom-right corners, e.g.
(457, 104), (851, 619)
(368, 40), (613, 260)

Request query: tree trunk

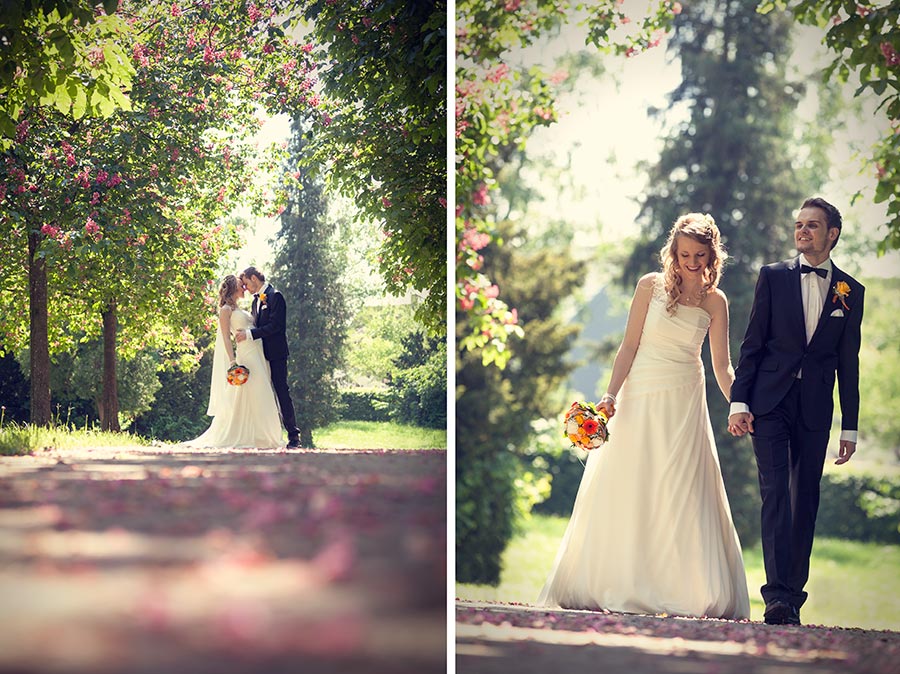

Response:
(300, 426), (314, 449)
(101, 301), (120, 432)
(27, 231), (51, 426)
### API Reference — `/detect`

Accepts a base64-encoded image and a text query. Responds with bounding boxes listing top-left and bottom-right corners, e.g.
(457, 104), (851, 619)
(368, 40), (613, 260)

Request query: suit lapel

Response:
(809, 261), (843, 345)
(785, 257), (806, 344)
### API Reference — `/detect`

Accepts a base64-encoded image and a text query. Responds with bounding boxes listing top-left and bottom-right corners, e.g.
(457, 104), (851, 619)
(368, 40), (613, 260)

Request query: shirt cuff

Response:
(729, 402), (750, 416)
(840, 430), (858, 443)
(245, 329), (254, 340)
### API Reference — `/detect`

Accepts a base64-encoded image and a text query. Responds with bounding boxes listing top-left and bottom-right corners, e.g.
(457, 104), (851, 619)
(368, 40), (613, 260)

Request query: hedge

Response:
(338, 388), (393, 422)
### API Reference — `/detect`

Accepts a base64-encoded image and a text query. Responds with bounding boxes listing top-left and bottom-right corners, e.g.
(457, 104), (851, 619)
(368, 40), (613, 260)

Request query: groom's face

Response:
(795, 207), (837, 259)
(243, 275), (264, 294)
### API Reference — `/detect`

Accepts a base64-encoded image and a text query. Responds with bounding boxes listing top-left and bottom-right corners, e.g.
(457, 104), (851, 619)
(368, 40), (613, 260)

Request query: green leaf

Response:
(103, 0), (119, 14)
(54, 82), (72, 114)
(72, 86), (87, 119)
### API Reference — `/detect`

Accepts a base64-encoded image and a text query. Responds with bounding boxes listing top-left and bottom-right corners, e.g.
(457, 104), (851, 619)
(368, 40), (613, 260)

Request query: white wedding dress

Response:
(538, 274), (750, 620)
(185, 306), (284, 449)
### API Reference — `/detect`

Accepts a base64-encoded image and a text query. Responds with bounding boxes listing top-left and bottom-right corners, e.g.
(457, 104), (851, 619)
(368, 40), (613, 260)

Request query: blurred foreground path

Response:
(0, 445), (446, 674)
(457, 601), (900, 674)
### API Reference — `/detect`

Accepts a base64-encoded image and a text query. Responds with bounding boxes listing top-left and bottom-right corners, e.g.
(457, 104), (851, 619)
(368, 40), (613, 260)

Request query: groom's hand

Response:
(235, 330), (247, 343)
(835, 440), (856, 465)
(728, 412), (754, 436)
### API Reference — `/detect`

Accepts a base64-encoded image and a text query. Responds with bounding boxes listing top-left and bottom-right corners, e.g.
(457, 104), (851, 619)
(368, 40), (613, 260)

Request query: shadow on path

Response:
(0, 446), (446, 673)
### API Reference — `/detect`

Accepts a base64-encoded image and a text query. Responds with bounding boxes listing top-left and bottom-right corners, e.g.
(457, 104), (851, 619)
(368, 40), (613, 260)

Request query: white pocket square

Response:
(830, 309), (844, 318)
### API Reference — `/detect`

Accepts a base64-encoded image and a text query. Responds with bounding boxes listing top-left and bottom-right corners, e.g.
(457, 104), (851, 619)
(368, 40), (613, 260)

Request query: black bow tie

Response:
(800, 265), (827, 278)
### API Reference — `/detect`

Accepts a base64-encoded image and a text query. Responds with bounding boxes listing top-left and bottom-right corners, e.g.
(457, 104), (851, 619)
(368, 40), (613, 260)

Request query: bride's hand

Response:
(598, 393), (617, 419)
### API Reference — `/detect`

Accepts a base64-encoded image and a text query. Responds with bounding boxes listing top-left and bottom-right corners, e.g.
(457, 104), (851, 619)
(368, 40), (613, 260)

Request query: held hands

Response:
(598, 393), (617, 419)
(835, 440), (856, 465)
(728, 411), (754, 437)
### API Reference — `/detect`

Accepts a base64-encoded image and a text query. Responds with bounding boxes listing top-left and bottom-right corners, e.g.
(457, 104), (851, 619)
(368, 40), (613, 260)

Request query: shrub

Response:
(338, 388), (393, 422)
(817, 472), (900, 544)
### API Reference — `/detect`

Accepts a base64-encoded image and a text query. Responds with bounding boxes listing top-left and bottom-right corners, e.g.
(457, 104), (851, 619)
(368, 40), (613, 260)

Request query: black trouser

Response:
(268, 358), (300, 442)
(751, 380), (829, 608)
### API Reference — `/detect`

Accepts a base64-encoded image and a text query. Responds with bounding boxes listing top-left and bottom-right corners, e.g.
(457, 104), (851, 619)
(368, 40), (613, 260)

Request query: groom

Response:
(236, 266), (302, 449)
(728, 197), (864, 626)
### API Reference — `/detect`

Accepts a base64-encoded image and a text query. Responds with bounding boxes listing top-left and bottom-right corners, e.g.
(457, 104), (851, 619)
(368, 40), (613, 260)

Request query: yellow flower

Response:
(258, 292), (267, 305)
(832, 281), (850, 310)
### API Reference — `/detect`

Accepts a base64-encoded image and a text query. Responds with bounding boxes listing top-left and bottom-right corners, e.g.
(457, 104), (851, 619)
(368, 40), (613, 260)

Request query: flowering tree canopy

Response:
(1, 0), (323, 424)
(758, 0), (900, 252)
(0, 0), (136, 150)
(456, 0), (680, 368)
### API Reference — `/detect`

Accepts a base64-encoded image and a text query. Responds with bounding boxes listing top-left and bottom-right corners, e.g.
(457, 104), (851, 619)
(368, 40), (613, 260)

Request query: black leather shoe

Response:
(286, 439), (302, 449)
(764, 601), (801, 626)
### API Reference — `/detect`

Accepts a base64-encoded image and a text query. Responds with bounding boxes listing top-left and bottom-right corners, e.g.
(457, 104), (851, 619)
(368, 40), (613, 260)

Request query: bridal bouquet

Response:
(563, 401), (610, 451)
(227, 363), (250, 386)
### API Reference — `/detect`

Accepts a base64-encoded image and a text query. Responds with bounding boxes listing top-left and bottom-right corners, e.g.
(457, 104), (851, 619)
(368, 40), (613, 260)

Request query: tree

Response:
(271, 119), (347, 448)
(0, 0), (136, 148)
(456, 0), (681, 367)
(389, 332), (447, 429)
(759, 1), (900, 253)
(622, 0), (823, 545)
(456, 220), (583, 584)
(0, 0), (322, 426)
(291, 0), (446, 334)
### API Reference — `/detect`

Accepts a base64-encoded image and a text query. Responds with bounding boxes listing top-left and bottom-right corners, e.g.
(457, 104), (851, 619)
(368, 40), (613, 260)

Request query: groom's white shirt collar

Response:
(798, 253), (832, 273)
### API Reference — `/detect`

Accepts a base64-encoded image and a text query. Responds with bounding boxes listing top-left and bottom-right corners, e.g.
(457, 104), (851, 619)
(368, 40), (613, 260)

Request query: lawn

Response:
(314, 420), (446, 450)
(456, 513), (900, 631)
(0, 420), (446, 455)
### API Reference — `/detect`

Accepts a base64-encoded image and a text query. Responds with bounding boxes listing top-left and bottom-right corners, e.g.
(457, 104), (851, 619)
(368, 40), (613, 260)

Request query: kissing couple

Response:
(186, 266), (302, 450)
(539, 197), (863, 626)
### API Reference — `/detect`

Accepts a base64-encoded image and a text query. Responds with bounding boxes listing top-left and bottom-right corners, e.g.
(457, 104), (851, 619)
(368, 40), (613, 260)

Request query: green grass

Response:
(457, 513), (900, 631)
(0, 422), (151, 456)
(313, 420), (445, 450)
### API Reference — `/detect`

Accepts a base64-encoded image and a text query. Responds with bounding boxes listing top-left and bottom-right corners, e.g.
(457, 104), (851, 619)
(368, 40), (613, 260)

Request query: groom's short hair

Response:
(242, 266), (266, 283)
(801, 197), (842, 249)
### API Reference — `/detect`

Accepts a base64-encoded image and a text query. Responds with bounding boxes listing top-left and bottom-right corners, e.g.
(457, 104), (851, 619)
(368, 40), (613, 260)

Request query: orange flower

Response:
(258, 292), (267, 305)
(831, 281), (850, 310)
(582, 418), (599, 435)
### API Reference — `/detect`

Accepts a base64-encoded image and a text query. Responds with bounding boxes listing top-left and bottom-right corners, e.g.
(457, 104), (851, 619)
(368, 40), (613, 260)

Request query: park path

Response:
(0, 445), (446, 674)
(457, 601), (900, 674)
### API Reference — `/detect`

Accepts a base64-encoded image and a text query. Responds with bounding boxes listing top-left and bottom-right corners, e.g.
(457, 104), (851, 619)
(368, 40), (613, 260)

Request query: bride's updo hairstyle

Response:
(659, 213), (727, 315)
(218, 274), (240, 307)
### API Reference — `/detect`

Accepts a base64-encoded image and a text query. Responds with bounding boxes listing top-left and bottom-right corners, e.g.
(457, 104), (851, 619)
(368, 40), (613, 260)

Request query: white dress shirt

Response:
(730, 255), (857, 443)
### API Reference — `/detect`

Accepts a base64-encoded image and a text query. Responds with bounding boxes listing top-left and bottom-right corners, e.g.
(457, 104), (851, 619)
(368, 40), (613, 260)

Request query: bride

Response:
(538, 213), (750, 620)
(185, 274), (284, 449)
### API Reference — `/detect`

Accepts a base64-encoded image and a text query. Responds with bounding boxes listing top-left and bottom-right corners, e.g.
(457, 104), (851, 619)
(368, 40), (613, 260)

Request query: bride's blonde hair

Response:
(659, 213), (726, 315)
(218, 274), (240, 307)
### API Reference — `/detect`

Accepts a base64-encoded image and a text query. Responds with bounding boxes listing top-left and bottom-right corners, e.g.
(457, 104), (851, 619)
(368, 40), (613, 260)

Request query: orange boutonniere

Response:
(832, 281), (850, 310)
(258, 292), (267, 305)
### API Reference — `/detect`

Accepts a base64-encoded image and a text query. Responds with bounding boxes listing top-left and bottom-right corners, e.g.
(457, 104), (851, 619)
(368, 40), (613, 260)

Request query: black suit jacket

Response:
(250, 284), (290, 361)
(731, 257), (864, 431)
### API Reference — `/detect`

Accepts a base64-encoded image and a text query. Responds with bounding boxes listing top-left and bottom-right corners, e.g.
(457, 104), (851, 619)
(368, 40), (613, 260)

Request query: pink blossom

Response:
(487, 63), (510, 84)
(96, 169), (109, 184)
(459, 296), (474, 311)
(84, 217), (100, 236)
(262, 42), (274, 55)
(65, 155), (76, 168)
(505, 308), (519, 325)
(302, 42), (314, 53)
(87, 45), (105, 66)
(40, 223), (60, 238)
(203, 45), (218, 64)
(438, 197), (447, 208)
(15, 120), (28, 142)
(504, 0), (521, 10)
(90, 191), (101, 205)
(462, 227), (491, 252)
(881, 42), (900, 67)
(672, 1), (683, 15)
(248, 2), (263, 22)
(107, 173), (122, 187)
(856, 4), (871, 17)
(132, 43), (150, 68)
(170, 3), (181, 17)
(381, 197), (392, 208)
(472, 184), (490, 206)
(485, 284), (500, 299)
(217, 185), (226, 202)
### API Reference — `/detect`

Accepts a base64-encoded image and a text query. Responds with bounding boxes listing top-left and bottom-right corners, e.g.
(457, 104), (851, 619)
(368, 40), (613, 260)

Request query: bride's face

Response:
(231, 284), (244, 303)
(675, 235), (710, 278)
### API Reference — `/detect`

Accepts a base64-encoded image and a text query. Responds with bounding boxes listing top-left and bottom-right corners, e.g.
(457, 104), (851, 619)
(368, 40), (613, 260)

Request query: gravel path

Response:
(457, 601), (900, 674)
(0, 445), (446, 674)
